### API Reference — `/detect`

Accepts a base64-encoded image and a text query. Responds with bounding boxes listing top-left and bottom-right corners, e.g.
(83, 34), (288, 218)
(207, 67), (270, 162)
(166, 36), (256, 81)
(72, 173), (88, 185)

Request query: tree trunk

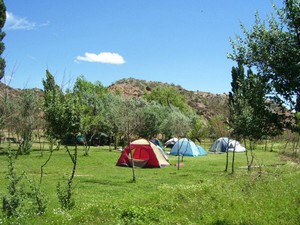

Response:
(224, 138), (230, 172)
(126, 119), (136, 182)
(247, 141), (255, 171)
(231, 140), (237, 174)
(243, 138), (251, 171)
(65, 143), (78, 209)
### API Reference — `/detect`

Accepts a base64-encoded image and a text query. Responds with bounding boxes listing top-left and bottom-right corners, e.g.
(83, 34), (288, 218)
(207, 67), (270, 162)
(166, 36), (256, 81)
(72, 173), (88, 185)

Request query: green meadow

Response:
(0, 142), (299, 225)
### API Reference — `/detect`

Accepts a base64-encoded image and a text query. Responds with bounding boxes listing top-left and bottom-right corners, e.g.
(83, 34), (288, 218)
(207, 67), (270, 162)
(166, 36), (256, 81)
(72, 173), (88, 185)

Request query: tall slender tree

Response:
(229, 63), (284, 171)
(229, 0), (300, 111)
(42, 70), (81, 209)
(0, 0), (5, 81)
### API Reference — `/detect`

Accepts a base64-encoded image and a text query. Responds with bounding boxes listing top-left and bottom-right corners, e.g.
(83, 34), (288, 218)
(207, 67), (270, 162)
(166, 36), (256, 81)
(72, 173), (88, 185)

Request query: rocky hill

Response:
(108, 78), (229, 121)
(0, 82), (21, 98)
(0, 82), (43, 100)
(0, 78), (229, 121)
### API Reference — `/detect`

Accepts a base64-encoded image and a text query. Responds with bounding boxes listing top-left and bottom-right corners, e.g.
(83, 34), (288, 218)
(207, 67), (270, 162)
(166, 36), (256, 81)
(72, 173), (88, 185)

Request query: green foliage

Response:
(2, 150), (48, 219)
(188, 114), (209, 142)
(296, 112), (300, 128)
(144, 86), (191, 114)
(2, 150), (25, 218)
(73, 77), (109, 155)
(229, 0), (300, 110)
(0, 0), (5, 80)
(56, 180), (75, 210)
(23, 174), (47, 215)
(15, 89), (40, 155)
(105, 92), (192, 141)
(42, 72), (202, 147)
(135, 101), (168, 139)
(43, 70), (81, 139)
(228, 63), (285, 171)
(229, 63), (284, 141)
(108, 95), (145, 142)
(73, 76), (108, 147)
(284, 0), (300, 45)
(209, 115), (228, 139)
(42, 70), (80, 211)
(120, 205), (159, 225)
(159, 106), (191, 138)
(42, 70), (67, 140)
(0, 87), (18, 134)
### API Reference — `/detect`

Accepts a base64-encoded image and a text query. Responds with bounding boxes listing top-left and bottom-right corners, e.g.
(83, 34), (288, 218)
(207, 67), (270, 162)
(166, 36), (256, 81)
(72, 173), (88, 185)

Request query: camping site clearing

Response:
(0, 143), (299, 225)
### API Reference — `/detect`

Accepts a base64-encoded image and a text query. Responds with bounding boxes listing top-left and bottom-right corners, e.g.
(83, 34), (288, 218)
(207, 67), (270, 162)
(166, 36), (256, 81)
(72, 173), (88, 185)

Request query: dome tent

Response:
(170, 138), (207, 156)
(116, 139), (170, 168)
(209, 137), (246, 153)
(164, 137), (178, 148)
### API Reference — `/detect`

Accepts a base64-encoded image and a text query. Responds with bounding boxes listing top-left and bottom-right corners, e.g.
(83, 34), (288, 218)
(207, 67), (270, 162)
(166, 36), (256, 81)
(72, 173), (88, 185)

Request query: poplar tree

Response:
(0, 0), (5, 81)
(229, 0), (300, 111)
(228, 63), (284, 170)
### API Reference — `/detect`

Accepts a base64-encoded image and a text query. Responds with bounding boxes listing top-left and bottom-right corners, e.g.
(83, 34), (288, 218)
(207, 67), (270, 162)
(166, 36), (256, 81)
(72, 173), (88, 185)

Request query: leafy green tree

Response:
(42, 70), (81, 209)
(103, 93), (122, 149)
(187, 114), (208, 143)
(108, 95), (146, 182)
(230, 65), (284, 141)
(208, 115), (229, 140)
(228, 0), (300, 111)
(136, 101), (168, 139)
(14, 89), (40, 156)
(0, 87), (15, 135)
(144, 86), (191, 114)
(284, 0), (300, 46)
(43, 71), (81, 139)
(160, 106), (191, 139)
(2, 150), (25, 218)
(0, 0), (6, 81)
(229, 63), (284, 171)
(42, 70), (66, 140)
(114, 96), (145, 142)
(72, 76), (108, 155)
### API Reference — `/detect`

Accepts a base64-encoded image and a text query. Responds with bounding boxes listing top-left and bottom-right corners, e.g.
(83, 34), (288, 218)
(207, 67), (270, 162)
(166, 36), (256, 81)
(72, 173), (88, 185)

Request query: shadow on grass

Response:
(80, 177), (126, 186)
(0, 150), (8, 155)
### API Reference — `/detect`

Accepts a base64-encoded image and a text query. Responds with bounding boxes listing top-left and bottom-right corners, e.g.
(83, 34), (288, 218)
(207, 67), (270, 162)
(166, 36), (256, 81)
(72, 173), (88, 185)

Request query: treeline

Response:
(42, 71), (212, 154)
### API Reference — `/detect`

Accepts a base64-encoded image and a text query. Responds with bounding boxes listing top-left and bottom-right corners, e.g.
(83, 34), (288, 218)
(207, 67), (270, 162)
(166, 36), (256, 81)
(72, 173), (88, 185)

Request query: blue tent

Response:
(170, 138), (207, 156)
(150, 139), (165, 150)
(209, 137), (246, 153)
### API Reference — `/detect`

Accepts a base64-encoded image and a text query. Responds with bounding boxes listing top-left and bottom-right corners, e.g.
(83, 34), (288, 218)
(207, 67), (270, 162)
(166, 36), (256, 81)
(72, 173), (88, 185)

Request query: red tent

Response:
(116, 139), (170, 168)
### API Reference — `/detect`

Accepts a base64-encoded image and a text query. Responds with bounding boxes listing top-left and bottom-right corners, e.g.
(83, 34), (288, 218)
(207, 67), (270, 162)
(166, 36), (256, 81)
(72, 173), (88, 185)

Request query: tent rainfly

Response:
(170, 138), (207, 156)
(150, 139), (165, 150)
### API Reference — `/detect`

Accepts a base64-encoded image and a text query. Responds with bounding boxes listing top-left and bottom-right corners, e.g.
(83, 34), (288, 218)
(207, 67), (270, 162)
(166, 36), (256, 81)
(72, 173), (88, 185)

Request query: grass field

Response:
(0, 141), (299, 224)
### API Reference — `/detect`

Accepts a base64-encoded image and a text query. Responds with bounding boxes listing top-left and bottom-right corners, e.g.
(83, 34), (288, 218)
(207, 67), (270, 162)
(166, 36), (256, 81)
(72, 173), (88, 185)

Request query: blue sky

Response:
(3, 0), (281, 93)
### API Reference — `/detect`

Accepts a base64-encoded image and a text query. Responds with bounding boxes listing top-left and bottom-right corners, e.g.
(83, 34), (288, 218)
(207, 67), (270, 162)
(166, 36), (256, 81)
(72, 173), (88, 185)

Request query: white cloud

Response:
(76, 52), (126, 65)
(4, 11), (48, 30)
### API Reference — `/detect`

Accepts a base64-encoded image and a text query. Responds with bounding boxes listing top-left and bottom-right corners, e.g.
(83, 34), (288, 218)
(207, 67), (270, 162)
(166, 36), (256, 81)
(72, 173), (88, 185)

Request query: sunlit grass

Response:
(0, 141), (299, 224)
